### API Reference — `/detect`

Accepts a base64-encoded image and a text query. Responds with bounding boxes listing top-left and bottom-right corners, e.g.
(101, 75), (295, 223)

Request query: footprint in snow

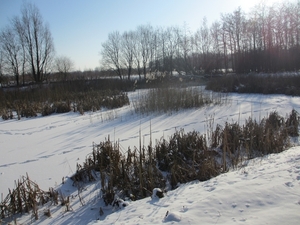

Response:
(180, 206), (188, 212)
(227, 181), (237, 185)
(20, 159), (38, 164)
(207, 187), (216, 192)
(0, 162), (17, 167)
(285, 182), (294, 187)
(232, 203), (237, 208)
(163, 211), (181, 222)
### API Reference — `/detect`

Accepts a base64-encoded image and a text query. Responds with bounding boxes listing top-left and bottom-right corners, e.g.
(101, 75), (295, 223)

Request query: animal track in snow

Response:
(20, 159), (38, 164)
(39, 154), (55, 159)
(285, 182), (294, 187)
(0, 162), (17, 167)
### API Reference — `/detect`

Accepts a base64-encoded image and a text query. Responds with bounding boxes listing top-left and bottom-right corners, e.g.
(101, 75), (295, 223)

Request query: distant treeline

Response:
(101, 1), (300, 79)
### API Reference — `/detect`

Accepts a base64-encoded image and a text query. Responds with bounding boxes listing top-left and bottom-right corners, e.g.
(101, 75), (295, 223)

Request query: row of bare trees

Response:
(0, 3), (74, 86)
(101, 1), (300, 79)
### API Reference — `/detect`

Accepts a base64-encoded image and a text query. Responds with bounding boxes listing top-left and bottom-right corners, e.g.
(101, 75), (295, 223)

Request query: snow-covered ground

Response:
(1, 88), (300, 224)
(87, 147), (300, 225)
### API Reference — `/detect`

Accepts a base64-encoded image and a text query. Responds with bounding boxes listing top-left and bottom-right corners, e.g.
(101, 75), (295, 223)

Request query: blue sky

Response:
(0, 0), (287, 71)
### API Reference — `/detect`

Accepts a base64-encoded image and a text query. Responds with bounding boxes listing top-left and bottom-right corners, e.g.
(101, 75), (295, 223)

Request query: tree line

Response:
(101, 1), (300, 79)
(1, 1), (300, 86)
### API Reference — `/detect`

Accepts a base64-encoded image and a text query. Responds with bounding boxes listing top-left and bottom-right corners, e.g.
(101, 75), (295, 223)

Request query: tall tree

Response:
(101, 31), (123, 79)
(13, 2), (55, 83)
(161, 27), (178, 75)
(197, 18), (213, 73)
(175, 23), (192, 74)
(0, 49), (4, 84)
(0, 26), (23, 86)
(121, 31), (135, 80)
(137, 25), (153, 79)
(210, 21), (223, 71)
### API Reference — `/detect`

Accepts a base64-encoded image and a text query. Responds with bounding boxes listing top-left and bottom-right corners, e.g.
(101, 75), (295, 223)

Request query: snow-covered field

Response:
(1, 88), (300, 224)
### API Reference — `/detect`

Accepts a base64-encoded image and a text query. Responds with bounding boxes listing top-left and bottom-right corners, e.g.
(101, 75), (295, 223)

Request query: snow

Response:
(91, 147), (300, 225)
(1, 88), (300, 224)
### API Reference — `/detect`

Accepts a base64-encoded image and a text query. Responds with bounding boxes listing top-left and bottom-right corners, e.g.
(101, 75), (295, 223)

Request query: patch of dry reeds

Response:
(0, 174), (54, 220)
(0, 80), (130, 120)
(72, 109), (299, 204)
(133, 87), (226, 115)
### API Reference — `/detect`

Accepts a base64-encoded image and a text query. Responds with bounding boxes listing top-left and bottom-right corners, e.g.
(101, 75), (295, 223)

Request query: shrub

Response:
(286, 109), (300, 137)
(54, 102), (71, 113)
(20, 107), (37, 118)
(42, 103), (55, 116)
(1, 109), (13, 120)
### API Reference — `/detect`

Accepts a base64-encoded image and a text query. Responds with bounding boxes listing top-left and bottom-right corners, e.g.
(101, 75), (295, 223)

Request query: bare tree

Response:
(195, 18), (213, 73)
(101, 31), (123, 79)
(174, 23), (192, 74)
(138, 25), (153, 78)
(221, 13), (236, 71)
(210, 21), (223, 71)
(160, 26), (178, 75)
(121, 31), (135, 80)
(54, 56), (74, 81)
(0, 49), (4, 84)
(13, 2), (55, 83)
(0, 26), (22, 86)
(132, 30), (143, 79)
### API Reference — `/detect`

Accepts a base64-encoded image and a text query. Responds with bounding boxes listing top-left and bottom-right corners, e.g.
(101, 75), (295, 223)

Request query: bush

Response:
(1, 109), (13, 120)
(54, 102), (71, 113)
(286, 109), (300, 137)
(42, 103), (55, 116)
(21, 107), (37, 118)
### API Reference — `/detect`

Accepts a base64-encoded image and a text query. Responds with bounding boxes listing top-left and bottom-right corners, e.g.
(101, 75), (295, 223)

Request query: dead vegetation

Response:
(71, 109), (299, 203)
(0, 174), (58, 220)
(132, 87), (226, 115)
(0, 79), (131, 120)
(1, 110), (298, 221)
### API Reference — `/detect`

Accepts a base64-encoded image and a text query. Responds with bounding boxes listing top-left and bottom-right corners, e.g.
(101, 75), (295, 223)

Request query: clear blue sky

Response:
(0, 0), (287, 71)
